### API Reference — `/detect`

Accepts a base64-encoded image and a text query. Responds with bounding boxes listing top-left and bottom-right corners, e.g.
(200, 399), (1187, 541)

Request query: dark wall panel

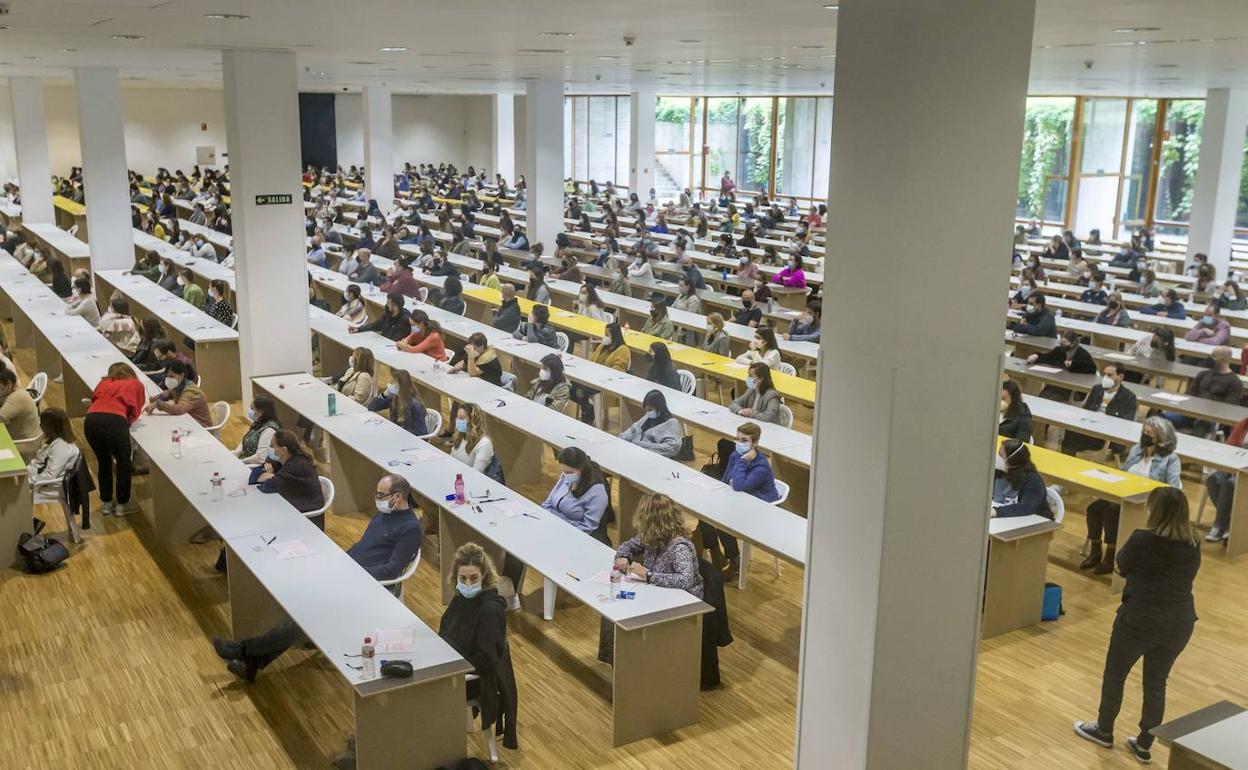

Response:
(298, 93), (337, 171)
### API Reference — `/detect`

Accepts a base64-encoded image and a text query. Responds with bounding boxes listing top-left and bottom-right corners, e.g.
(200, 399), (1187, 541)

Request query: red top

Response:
(87, 377), (148, 424)
(398, 330), (447, 361)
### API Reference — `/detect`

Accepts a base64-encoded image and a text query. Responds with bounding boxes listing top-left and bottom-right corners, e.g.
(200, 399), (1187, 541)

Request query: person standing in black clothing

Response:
(1075, 487), (1201, 764)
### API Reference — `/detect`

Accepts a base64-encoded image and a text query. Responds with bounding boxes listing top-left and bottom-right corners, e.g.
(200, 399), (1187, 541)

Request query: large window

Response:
(564, 96), (631, 187)
(654, 97), (703, 201)
(1238, 127), (1248, 233)
(1153, 99), (1204, 237)
(1073, 97), (1128, 238)
(776, 97), (834, 201)
(1119, 99), (1159, 237)
(1016, 97), (1075, 226)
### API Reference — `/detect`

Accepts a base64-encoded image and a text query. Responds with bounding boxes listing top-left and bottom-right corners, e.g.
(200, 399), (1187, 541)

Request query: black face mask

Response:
(1139, 434), (1154, 448)
(742, 300), (753, 309)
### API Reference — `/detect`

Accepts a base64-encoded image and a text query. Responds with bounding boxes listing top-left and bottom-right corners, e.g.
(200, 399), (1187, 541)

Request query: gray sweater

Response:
(729, 387), (782, 424)
(619, 415), (682, 458)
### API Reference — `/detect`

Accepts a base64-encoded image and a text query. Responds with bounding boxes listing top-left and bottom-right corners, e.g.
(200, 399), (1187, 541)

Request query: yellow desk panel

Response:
(997, 437), (1165, 500)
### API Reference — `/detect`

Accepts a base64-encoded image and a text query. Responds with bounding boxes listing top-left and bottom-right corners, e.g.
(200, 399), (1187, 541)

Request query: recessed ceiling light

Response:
(112, 34), (144, 40)
(540, 31), (575, 37)
(1112, 26), (1161, 33)
(519, 48), (567, 54)
(1155, 63), (1179, 68)
(822, 4), (840, 9)
(678, 39), (701, 43)
(379, 46), (407, 52)
(204, 13), (249, 20)
(60, 48), (79, 53)
(597, 56), (622, 60)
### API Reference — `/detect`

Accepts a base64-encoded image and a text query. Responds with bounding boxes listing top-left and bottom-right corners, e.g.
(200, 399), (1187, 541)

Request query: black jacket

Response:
(698, 558), (733, 690)
(1034, 343), (1097, 375)
(1081, 384), (1137, 420)
(492, 299), (522, 334)
(1117, 530), (1200, 635)
(438, 589), (518, 749)
(998, 404), (1033, 443)
(358, 308), (411, 341)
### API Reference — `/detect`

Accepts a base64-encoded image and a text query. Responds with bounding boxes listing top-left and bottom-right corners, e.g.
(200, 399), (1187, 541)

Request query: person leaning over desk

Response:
(84, 362), (147, 517)
(212, 473), (421, 682)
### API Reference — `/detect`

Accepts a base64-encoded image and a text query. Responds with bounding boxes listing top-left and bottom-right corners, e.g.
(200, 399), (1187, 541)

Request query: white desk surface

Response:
(1006, 307), (1215, 359)
(307, 310), (809, 566)
(1174, 710), (1248, 769)
(22, 221), (90, 258)
(95, 269), (238, 343)
(177, 219), (233, 251)
(255, 372), (710, 628)
(134, 229), (237, 287)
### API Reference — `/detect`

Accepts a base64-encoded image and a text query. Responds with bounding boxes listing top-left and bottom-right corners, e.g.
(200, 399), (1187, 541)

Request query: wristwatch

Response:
(645, 569), (652, 583)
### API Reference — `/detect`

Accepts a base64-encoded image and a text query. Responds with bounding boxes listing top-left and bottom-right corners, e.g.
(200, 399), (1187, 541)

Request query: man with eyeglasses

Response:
(211, 473), (422, 682)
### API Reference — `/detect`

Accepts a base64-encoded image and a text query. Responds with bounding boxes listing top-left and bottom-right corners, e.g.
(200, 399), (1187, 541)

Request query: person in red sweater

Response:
(85, 362), (149, 516)
(379, 263), (422, 299)
(397, 310), (448, 361)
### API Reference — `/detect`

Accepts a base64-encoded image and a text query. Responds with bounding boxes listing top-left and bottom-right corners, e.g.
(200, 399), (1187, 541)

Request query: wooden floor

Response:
(2, 326), (1246, 769)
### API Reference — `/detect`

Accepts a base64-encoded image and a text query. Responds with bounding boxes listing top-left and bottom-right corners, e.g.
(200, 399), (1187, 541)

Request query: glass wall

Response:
(1154, 100), (1205, 237)
(563, 96), (631, 187)
(1016, 97), (1076, 226)
(1073, 97), (1128, 238)
(776, 97), (834, 201)
(1119, 99), (1159, 237)
(1239, 127), (1248, 232)
(655, 97), (702, 201)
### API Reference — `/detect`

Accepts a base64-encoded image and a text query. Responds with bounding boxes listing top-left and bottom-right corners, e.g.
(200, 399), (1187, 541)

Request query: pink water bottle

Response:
(454, 473), (466, 505)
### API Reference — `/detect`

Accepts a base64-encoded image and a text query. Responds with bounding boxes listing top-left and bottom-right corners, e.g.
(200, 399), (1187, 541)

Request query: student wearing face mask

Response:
(645, 342), (683, 391)
(64, 276), (101, 327)
(203, 279), (235, 327)
(1184, 303), (1231, 346)
(98, 297), (141, 355)
(334, 347), (376, 404)
(1024, 330), (1097, 401)
(785, 301), (821, 343)
(143, 360), (210, 426)
(736, 250), (761, 282)
(696, 423), (781, 579)
(642, 297), (676, 341)
(513, 304), (559, 348)
(157, 259), (180, 294)
(999, 381), (1033, 442)
(349, 293), (410, 341)
(1060, 364), (1138, 456)
(736, 327), (783, 370)
(734, 288), (764, 328)
(772, 254), (807, 289)
(368, 369), (429, 436)
(336, 283), (368, 326)
(252, 429), (325, 517)
(1013, 292), (1057, 337)
(178, 268), (205, 309)
(619, 390), (683, 458)
(577, 282), (610, 322)
(1079, 271), (1109, 305)
(232, 396), (281, 466)
(448, 332), (504, 386)
(990, 440), (1053, 519)
(1095, 292), (1131, 328)
(541, 447), (610, 534)
(527, 354), (570, 412)
(672, 276), (702, 318)
(449, 404), (498, 476)
(1139, 288), (1187, 320)
(1216, 280), (1247, 311)
(699, 312), (732, 357)
(729, 362), (782, 423)
(213, 474), (420, 682)
(188, 233), (216, 260)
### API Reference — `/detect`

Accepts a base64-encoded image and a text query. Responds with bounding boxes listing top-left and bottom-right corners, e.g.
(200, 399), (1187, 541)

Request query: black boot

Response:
(1079, 540), (1102, 570)
(1093, 544), (1116, 575)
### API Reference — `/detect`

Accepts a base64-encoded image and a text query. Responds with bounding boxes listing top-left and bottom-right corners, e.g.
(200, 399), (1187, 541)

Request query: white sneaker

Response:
(1205, 526), (1224, 542)
(100, 501), (116, 516)
(114, 501), (139, 517)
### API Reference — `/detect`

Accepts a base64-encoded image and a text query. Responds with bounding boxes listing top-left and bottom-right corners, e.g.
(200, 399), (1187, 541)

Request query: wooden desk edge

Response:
(1152, 700), (1246, 746)
(353, 658), (475, 698)
(614, 600), (714, 633)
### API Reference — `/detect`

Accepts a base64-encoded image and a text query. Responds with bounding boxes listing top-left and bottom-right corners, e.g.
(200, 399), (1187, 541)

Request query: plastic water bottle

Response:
(361, 636), (376, 678)
(454, 473), (466, 505)
(608, 565), (623, 601)
(327, 392), (337, 416)
(768, 297), (775, 313)
(171, 429), (182, 458)
(210, 472), (223, 502)
(721, 268), (728, 281)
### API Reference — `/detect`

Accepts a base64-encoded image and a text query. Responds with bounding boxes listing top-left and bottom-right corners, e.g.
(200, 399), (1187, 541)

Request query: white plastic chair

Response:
(26, 372), (48, 405)
(379, 549), (421, 598)
(677, 369), (697, 395)
(738, 479), (789, 590)
(13, 435), (42, 463)
(207, 401), (230, 438)
(500, 372), (517, 393)
(418, 410), (442, 440)
(465, 672), (500, 762)
(30, 457), (83, 545)
(1046, 485), (1065, 524)
(776, 404), (794, 429)
(775, 361), (798, 377)
(302, 476), (335, 522)
(417, 287), (430, 303)
(458, 302), (468, 316)
(555, 331), (570, 353)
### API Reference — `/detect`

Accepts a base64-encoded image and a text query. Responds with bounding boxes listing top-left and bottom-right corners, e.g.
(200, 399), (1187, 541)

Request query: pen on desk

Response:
(264, 535), (277, 545)
(565, 571), (581, 581)
(522, 512), (540, 520)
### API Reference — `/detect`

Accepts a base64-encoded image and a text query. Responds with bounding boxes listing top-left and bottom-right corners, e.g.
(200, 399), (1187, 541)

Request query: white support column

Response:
(8, 78), (54, 224)
(1187, 88), (1248, 278)
(629, 90), (656, 200)
(362, 85), (395, 213)
(74, 68), (132, 270)
(491, 94), (515, 185)
(524, 79), (564, 249)
(795, 1), (1035, 769)
(223, 50), (311, 404)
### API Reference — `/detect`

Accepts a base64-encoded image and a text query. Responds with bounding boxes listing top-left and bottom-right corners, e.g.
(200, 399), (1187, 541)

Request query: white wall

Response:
(334, 92), (365, 169)
(335, 92), (494, 173)
(0, 82), (226, 179)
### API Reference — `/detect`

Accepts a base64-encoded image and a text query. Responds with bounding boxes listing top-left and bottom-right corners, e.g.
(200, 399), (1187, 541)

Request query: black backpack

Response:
(18, 533), (70, 574)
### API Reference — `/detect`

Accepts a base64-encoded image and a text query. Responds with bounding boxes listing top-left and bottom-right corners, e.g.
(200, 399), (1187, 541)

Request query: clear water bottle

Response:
(210, 472), (223, 502)
(171, 429), (182, 458)
(608, 564), (623, 601)
(768, 297), (776, 313)
(361, 636), (375, 678)
(327, 392), (337, 416)
(454, 473), (466, 505)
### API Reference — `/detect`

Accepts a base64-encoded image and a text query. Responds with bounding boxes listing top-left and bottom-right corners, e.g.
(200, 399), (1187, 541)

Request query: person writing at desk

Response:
(349, 293), (410, 341)
(990, 440), (1053, 519)
(599, 493), (703, 664)
(448, 332), (503, 386)
(1082, 416), (1182, 574)
(541, 447), (609, 534)
(1060, 363), (1138, 456)
(212, 474), (421, 682)
(1014, 292), (1057, 337)
(143, 360), (210, 427)
(1074, 487), (1200, 764)
(397, 310), (448, 361)
(730, 363), (782, 424)
(696, 422), (781, 579)
(999, 381), (1033, 442)
(619, 390), (683, 458)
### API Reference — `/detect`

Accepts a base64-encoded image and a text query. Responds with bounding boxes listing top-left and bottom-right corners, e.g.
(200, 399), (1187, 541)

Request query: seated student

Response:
(642, 297), (676, 341)
(503, 226), (529, 251)
(627, 251), (655, 283)
(736, 250), (761, 282)
(730, 362), (782, 424)
(1205, 416), (1248, 542)
(439, 274), (467, 317)
(1013, 292), (1057, 337)
(599, 493), (703, 664)
(203, 280), (236, 327)
(1042, 234), (1071, 262)
(491, 283), (523, 334)
(1185, 303), (1231, 347)
(772, 254), (807, 289)
(785, 301), (821, 343)
(999, 380), (1033, 442)
(1082, 417), (1181, 574)
(1132, 267), (1161, 299)
(578, 283), (611, 322)
(128, 318), (164, 371)
(146, 338), (196, 383)
(1163, 346), (1243, 434)
(232, 396), (281, 465)
(449, 403), (501, 479)
(143, 360), (211, 426)
(1216, 280), (1248, 311)
(448, 332), (503, 387)
(736, 327), (783, 370)
(513, 304), (559, 348)
(26, 407), (81, 505)
(349, 293), (411, 341)
(212, 474), (421, 681)
(750, 274), (774, 306)
(527, 354), (570, 412)
(1095, 293), (1132, 328)
(336, 283), (369, 326)
(700, 312), (732, 357)
(1080, 271), (1109, 305)
(252, 429), (326, 517)
(696, 424), (781, 578)
(349, 249), (382, 286)
(47, 258), (72, 298)
(98, 297), (141, 355)
(0, 366), (39, 442)
(619, 390), (682, 458)
(733, 288), (764, 328)
(332, 347), (376, 405)
(541, 447), (609, 534)
(379, 263), (422, 299)
(65, 276), (101, 327)
(990, 440), (1053, 519)
(1024, 329), (1096, 374)
(646, 342), (683, 391)
(369, 369), (429, 436)
(397, 310), (448, 361)
(175, 269), (205, 310)
(1139, 288), (1187, 320)
(591, 322), (632, 373)
(525, 264), (553, 305)
(187, 231), (216, 260)
(1060, 363), (1138, 455)
(307, 273), (329, 310)
(477, 260), (503, 292)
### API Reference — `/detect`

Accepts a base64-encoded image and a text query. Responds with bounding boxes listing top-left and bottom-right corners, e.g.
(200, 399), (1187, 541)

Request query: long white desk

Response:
(22, 221), (91, 276)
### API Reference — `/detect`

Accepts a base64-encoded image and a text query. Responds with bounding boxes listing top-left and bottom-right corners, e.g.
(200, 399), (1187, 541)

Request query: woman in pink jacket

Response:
(772, 254), (808, 289)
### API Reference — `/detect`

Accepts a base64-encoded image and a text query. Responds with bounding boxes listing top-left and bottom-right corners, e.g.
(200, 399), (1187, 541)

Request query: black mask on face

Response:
(1139, 433), (1154, 448)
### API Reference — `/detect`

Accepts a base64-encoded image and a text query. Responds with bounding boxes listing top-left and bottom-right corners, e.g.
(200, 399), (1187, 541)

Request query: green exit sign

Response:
(255, 193), (293, 206)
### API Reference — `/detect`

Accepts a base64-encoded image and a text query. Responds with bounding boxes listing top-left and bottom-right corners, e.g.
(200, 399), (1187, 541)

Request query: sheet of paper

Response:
(352, 412), (385, 425)
(722, 363), (748, 371)
(296, 380), (318, 389)
(178, 434), (209, 451)
(0, 449), (14, 460)
(1080, 468), (1126, 484)
(1103, 353), (1134, 361)
(1029, 365), (1062, 373)
(490, 499), (532, 517)
(678, 473), (726, 491)
(402, 446), (445, 462)
(1150, 392), (1190, 403)
(273, 540), (313, 560)
(373, 628), (416, 655)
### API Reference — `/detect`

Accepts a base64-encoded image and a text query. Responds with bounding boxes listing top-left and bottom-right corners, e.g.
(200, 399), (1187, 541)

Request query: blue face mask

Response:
(746, 375), (756, 390)
(646, 409), (658, 420)
(1202, 315), (1215, 326)
(735, 440), (752, 456)
(455, 418), (469, 434)
(456, 581), (482, 599)
(246, 406), (257, 421)
(386, 383), (398, 397)
(266, 447), (278, 461)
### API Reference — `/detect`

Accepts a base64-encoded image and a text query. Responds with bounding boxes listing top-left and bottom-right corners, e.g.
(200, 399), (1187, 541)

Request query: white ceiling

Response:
(0, 0), (1246, 97)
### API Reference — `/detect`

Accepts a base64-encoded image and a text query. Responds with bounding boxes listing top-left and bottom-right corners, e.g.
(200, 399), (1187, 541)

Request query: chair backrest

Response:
(230, 314), (239, 330)
(420, 410), (443, 439)
(677, 369), (697, 395)
(1046, 485), (1065, 524)
(772, 479), (791, 506)
(777, 403), (795, 429)
(208, 401), (230, 433)
(68, 224), (79, 237)
(417, 286), (429, 303)
(776, 361), (798, 377)
(307, 475), (335, 519)
(500, 372), (517, 392)
(26, 372), (48, 404)
(555, 331), (570, 352)
(13, 435), (42, 462)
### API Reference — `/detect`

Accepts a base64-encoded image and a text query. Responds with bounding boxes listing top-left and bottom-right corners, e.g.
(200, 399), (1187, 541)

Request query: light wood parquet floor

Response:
(2, 322), (1246, 769)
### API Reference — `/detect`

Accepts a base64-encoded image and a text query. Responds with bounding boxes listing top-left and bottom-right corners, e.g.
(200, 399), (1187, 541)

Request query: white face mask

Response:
(1102, 375), (1116, 390)
(376, 497), (393, 514)
(176, 277), (187, 287)
(164, 376), (180, 389)
(994, 454), (1007, 472)
(539, 369), (551, 381)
